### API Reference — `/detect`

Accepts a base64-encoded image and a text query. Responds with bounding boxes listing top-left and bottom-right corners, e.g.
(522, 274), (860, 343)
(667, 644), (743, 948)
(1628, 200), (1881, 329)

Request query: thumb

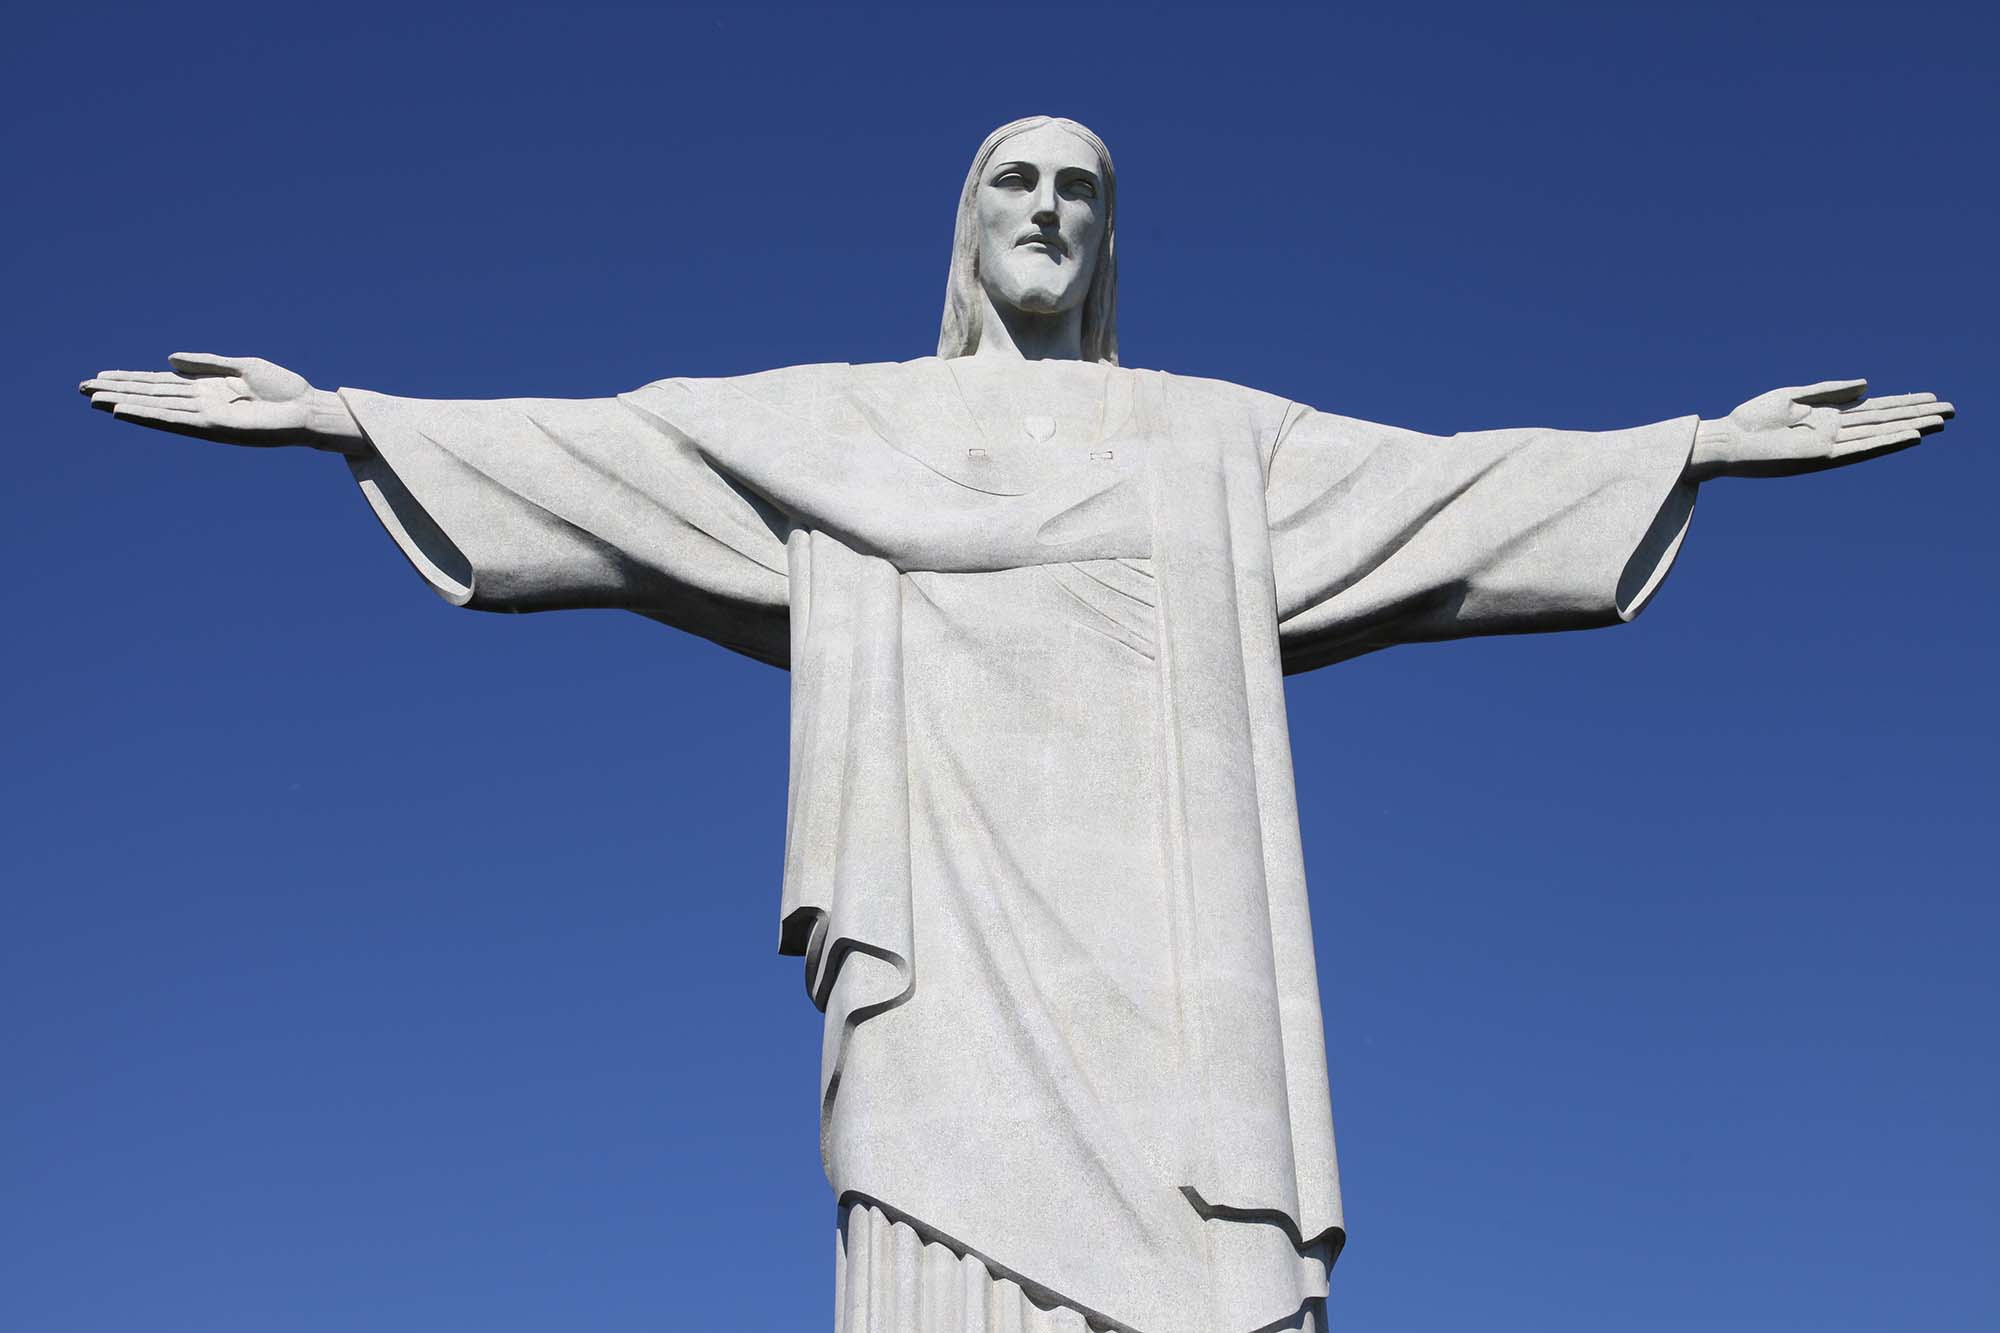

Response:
(1791, 378), (1868, 407)
(168, 351), (252, 378)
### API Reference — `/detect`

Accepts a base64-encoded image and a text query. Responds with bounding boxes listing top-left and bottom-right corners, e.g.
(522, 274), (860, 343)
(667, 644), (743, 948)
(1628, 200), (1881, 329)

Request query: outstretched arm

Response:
(1689, 378), (1953, 479)
(78, 352), (792, 663)
(1268, 375), (1957, 672)
(80, 353), (369, 455)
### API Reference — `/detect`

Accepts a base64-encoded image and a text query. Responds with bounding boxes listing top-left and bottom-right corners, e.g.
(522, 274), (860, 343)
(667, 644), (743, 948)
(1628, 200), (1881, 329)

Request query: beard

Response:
(983, 256), (1091, 318)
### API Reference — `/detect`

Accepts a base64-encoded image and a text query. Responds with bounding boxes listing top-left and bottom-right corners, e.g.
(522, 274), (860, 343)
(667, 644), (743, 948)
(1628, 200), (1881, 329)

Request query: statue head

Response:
(938, 116), (1118, 364)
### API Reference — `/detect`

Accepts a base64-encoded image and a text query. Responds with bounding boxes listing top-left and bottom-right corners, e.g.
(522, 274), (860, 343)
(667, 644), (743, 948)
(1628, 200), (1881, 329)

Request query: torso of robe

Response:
(340, 358), (1699, 1333)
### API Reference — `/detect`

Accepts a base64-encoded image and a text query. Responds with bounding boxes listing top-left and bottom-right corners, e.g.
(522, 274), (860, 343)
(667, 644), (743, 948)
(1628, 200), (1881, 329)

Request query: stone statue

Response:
(79, 116), (1956, 1333)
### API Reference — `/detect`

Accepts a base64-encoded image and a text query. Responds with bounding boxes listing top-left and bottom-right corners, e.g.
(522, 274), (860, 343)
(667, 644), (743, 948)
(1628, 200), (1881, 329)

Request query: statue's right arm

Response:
(80, 353), (369, 457)
(82, 353), (793, 660)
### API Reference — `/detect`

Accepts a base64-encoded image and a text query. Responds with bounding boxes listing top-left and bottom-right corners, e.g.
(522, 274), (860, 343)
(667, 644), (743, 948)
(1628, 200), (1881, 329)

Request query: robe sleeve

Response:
(1268, 406), (1700, 673)
(338, 388), (792, 666)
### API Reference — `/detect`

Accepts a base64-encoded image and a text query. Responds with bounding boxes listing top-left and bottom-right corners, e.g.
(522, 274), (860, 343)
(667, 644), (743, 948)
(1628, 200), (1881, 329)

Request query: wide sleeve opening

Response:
(348, 446), (475, 605)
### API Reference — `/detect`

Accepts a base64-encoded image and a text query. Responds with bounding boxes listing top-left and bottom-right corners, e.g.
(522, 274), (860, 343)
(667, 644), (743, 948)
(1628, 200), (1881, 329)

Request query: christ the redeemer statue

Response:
(80, 116), (1956, 1333)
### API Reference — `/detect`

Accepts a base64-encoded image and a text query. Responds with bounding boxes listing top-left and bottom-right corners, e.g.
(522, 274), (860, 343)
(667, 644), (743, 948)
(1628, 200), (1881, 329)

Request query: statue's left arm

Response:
(1269, 380), (1954, 672)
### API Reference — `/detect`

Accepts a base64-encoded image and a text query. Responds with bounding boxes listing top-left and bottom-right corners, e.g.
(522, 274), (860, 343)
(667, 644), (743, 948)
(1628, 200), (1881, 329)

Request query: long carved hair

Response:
(936, 116), (1119, 364)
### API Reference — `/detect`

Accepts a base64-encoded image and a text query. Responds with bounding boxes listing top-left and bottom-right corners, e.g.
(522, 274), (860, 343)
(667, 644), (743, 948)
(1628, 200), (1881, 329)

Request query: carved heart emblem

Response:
(1021, 415), (1057, 444)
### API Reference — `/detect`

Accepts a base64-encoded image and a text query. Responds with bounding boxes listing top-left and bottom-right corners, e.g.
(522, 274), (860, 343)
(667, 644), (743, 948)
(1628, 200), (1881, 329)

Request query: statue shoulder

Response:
(626, 359), (944, 411)
(627, 361), (854, 408)
(1150, 368), (1298, 443)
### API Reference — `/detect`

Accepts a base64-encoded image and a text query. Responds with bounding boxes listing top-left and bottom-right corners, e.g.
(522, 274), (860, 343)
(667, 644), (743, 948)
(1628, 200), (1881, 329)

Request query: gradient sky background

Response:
(5, 3), (1995, 1330)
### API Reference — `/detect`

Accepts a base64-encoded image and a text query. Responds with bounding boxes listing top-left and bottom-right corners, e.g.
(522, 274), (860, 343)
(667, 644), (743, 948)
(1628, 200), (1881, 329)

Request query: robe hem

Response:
(836, 1191), (1330, 1333)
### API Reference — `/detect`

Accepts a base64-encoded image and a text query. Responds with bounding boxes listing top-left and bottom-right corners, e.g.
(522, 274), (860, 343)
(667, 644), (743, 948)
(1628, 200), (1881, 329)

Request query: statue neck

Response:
(972, 288), (1085, 362)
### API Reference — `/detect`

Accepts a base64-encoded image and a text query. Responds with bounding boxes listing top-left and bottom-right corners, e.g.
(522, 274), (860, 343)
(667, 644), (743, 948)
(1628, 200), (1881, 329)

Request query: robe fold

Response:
(341, 359), (1697, 1333)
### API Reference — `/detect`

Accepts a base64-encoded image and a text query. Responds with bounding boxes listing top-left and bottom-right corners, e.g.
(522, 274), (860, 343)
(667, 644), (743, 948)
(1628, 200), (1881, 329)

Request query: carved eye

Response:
(992, 169), (1032, 189)
(1064, 179), (1098, 200)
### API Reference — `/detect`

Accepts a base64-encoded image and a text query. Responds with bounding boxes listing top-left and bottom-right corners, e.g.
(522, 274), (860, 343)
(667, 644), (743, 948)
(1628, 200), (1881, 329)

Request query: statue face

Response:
(974, 124), (1107, 319)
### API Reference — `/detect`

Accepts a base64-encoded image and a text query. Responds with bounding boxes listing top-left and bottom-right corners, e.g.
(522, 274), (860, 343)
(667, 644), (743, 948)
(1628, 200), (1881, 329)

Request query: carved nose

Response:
(1031, 179), (1060, 225)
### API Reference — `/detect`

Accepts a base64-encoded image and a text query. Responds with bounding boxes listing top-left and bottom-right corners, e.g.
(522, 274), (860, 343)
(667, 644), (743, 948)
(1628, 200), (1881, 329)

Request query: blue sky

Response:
(4, 3), (1994, 1330)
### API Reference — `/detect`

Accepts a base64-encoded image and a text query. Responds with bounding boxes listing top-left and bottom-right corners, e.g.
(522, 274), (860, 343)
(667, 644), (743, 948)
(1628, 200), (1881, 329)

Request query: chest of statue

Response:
(631, 358), (1280, 577)
(864, 357), (1142, 496)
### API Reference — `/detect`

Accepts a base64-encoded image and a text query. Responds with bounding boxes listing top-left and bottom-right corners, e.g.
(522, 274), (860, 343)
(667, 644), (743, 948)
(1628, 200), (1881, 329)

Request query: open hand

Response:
(1689, 379), (1954, 480)
(79, 353), (366, 454)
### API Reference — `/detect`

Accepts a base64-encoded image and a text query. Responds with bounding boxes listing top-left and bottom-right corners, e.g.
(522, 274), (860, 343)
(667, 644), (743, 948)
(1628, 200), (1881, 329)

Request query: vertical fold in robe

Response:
(1145, 373), (1347, 1281)
(779, 531), (918, 1127)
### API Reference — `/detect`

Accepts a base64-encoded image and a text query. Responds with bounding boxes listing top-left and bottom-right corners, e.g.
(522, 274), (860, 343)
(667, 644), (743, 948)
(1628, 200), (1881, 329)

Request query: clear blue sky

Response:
(5, 3), (1994, 1330)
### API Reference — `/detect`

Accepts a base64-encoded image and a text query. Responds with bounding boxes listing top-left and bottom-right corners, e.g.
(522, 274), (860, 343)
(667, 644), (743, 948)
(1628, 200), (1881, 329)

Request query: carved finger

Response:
(110, 402), (215, 437)
(1838, 402), (1952, 428)
(1829, 428), (1922, 460)
(1836, 415), (1944, 438)
(168, 351), (249, 377)
(94, 370), (192, 385)
(1846, 392), (1935, 412)
(91, 391), (201, 414)
(80, 378), (197, 399)
(1834, 416), (1944, 444)
(1793, 378), (1869, 406)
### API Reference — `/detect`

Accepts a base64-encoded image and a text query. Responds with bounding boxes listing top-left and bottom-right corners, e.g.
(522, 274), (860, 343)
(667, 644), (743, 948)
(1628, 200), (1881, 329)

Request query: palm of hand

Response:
(186, 357), (316, 432)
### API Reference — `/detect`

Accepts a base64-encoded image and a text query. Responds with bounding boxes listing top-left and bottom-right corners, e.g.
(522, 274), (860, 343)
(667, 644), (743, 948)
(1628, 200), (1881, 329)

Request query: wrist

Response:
(304, 388), (368, 455)
(1687, 418), (1735, 482)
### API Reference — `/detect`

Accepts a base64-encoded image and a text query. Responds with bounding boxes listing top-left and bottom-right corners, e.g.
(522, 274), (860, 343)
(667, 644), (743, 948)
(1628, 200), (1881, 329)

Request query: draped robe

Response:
(341, 358), (1698, 1333)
